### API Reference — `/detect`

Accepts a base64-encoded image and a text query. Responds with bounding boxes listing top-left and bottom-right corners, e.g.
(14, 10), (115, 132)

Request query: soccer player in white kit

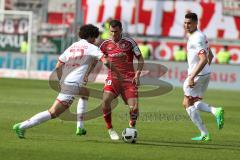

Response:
(183, 13), (224, 141)
(13, 24), (119, 138)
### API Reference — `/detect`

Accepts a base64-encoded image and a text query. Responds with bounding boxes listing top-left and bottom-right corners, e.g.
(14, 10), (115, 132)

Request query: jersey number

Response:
(106, 80), (112, 86)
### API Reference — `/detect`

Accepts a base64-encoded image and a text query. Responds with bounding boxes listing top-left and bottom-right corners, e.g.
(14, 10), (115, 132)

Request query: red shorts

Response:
(103, 78), (138, 103)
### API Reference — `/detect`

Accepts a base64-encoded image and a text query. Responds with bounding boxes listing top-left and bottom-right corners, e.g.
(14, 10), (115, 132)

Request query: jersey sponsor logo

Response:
(108, 52), (127, 58)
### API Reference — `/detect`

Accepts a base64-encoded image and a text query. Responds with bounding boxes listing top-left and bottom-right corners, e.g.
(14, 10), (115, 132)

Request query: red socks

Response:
(103, 108), (112, 129)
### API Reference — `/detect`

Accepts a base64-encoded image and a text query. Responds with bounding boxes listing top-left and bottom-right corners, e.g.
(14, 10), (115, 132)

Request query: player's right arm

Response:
(57, 46), (69, 81)
(55, 61), (64, 81)
(188, 51), (208, 88)
(188, 34), (209, 88)
(100, 55), (123, 81)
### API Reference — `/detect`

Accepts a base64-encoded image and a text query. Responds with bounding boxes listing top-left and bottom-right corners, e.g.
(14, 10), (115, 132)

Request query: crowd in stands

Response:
(2, 1), (235, 65)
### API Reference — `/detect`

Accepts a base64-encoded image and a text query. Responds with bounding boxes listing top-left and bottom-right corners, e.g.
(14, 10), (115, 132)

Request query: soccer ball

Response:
(122, 128), (137, 143)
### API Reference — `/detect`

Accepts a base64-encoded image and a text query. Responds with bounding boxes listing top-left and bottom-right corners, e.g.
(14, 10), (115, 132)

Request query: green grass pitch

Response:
(0, 78), (240, 160)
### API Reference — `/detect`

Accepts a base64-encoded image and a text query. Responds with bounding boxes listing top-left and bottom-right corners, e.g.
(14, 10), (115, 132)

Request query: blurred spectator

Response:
(100, 17), (112, 40)
(217, 45), (231, 64)
(37, 36), (57, 54)
(20, 40), (28, 54)
(139, 40), (151, 60)
(173, 45), (187, 62)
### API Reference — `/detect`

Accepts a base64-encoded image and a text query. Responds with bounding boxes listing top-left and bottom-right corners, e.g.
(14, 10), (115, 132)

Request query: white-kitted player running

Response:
(13, 24), (119, 138)
(182, 12), (224, 141)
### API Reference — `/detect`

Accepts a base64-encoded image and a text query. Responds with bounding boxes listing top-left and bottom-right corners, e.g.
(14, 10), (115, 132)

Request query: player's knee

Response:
(182, 97), (194, 108)
(102, 97), (112, 106)
(182, 98), (188, 108)
(129, 105), (138, 111)
(188, 99), (195, 106)
(101, 101), (111, 110)
(182, 101), (187, 108)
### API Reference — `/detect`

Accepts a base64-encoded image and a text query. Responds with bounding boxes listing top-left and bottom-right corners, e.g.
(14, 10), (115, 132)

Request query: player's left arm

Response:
(208, 48), (214, 65)
(56, 46), (69, 81)
(134, 54), (144, 86)
(188, 50), (208, 88)
(129, 38), (145, 85)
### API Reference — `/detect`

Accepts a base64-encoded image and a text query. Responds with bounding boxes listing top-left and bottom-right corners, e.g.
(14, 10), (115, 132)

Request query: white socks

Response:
(194, 101), (217, 115)
(19, 110), (51, 129)
(186, 106), (208, 136)
(77, 98), (87, 129)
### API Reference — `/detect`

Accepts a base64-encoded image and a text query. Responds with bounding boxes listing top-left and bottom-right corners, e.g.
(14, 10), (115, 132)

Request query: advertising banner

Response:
(77, 0), (240, 39)
(0, 17), (29, 52)
(159, 61), (240, 91)
(0, 52), (239, 91)
(144, 40), (240, 64)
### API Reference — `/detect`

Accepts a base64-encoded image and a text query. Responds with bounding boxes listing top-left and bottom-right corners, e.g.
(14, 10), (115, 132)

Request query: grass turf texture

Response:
(0, 78), (240, 160)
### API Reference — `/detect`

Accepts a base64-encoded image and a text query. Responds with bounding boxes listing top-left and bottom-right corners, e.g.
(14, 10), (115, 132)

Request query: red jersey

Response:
(99, 36), (141, 81)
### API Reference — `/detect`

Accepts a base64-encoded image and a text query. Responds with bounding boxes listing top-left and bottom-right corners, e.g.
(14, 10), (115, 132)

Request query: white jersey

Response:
(187, 30), (210, 76)
(58, 39), (103, 86)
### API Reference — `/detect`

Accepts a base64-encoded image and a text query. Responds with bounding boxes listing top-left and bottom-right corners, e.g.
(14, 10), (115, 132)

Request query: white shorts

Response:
(183, 74), (210, 99)
(56, 93), (75, 107)
(56, 83), (83, 107)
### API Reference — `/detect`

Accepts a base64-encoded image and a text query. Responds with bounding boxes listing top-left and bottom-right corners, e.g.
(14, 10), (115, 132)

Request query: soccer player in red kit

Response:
(99, 19), (144, 140)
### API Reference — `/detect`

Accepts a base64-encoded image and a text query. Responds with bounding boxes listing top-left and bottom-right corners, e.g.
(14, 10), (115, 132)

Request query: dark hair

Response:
(109, 19), (122, 29)
(185, 12), (198, 22)
(79, 24), (99, 39)
(143, 40), (148, 45)
(224, 45), (228, 50)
